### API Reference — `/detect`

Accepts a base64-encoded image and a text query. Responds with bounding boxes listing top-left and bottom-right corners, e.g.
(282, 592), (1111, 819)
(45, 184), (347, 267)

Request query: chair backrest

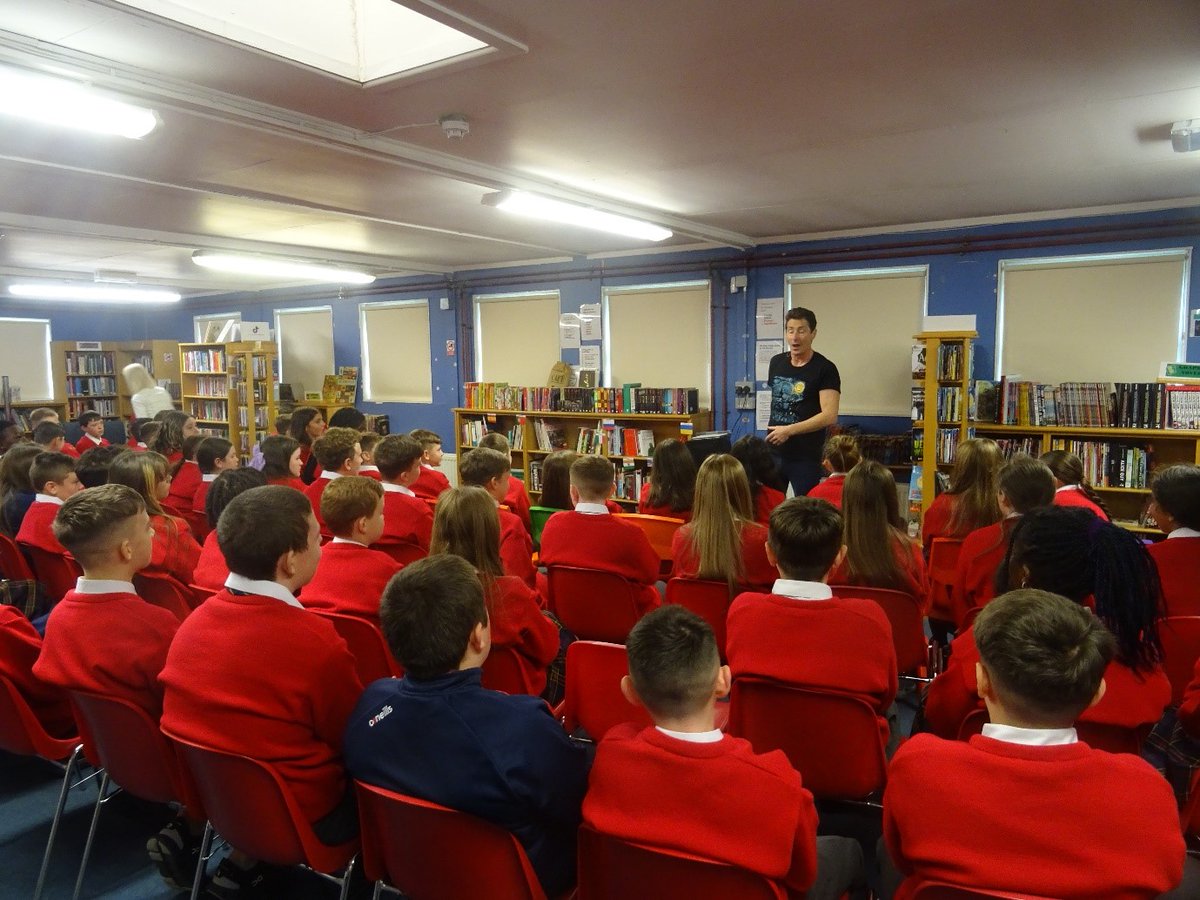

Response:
(19, 543), (81, 602)
(1074, 720), (1151, 755)
(188, 583), (215, 607)
(926, 537), (965, 621)
(0, 533), (35, 580)
(1159, 616), (1200, 706)
(614, 514), (686, 562)
(181, 509), (210, 542)
(547, 566), (642, 643)
(664, 578), (734, 661)
(829, 584), (926, 674)
(727, 678), (886, 800)
(528, 506), (558, 551)
(355, 780), (546, 900)
(132, 571), (192, 621)
(577, 825), (785, 900)
(956, 707), (988, 741)
(480, 644), (537, 696)
(68, 691), (179, 803)
(0, 673), (79, 760)
(308, 609), (402, 683)
(375, 540), (427, 566)
(166, 729), (357, 874)
(910, 882), (1059, 899)
(556, 641), (652, 741)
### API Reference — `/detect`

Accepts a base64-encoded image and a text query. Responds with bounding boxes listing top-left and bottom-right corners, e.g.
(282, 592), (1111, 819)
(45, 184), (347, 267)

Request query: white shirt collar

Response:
(83, 434), (102, 445)
(201, 473), (218, 483)
(382, 482), (415, 496)
(772, 578), (831, 600)
(1169, 527), (1200, 539)
(655, 726), (724, 744)
(359, 465), (379, 473)
(319, 470), (341, 481)
(981, 722), (1078, 746)
(574, 501), (610, 515)
(74, 577), (137, 595)
(1055, 484), (1081, 494)
(224, 573), (304, 608)
(422, 463), (437, 470)
(331, 536), (368, 547)
(35, 493), (64, 506)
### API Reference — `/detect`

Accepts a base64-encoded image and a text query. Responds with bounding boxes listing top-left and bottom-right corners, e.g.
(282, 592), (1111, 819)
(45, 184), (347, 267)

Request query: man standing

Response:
(765, 307), (840, 497)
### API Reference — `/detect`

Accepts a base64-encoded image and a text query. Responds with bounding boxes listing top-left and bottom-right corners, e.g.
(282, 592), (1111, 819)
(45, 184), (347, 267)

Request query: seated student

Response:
(343, 555), (588, 896)
(288, 406), (326, 485)
(670, 454), (776, 591)
(0, 605), (75, 738)
(0, 419), (20, 456)
(731, 435), (787, 526)
(191, 437), (239, 525)
(160, 485), (364, 897)
(459, 447), (537, 589)
(806, 433), (860, 508)
(584, 605), (865, 900)
(372, 434), (434, 553)
(301, 476), (399, 625)
(431, 486), (560, 698)
(0, 443), (40, 537)
(539, 455), (661, 615)
(1148, 464), (1200, 617)
(409, 428), (451, 501)
(164, 433), (205, 515)
(32, 421), (68, 455)
(638, 438), (696, 522)
(923, 506), (1171, 741)
(1040, 449), (1111, 520)
(538, 449), (578, 512)
(273, 414), (291, 437)
(259, 434), (305, 491)
(74, 410), (110, 456)
(108, 450), (202, 587)
(948, 455), (1055, 627)
(29, 407), (78, 459)
(75, 443), (129, 488)
(884, 589), (1185, 899)
(16, 451), (84, 555)
(192, 468), (268, 594)
(726, 497), (897, 737)
(302, 427), (363, 536)
(920, 438), (1004, 557)
(328, 407), (367, 431)
(151, 411), (201, 466)
(827, 460), (928, 601)
(356, 431), (383, 481)
(477, 431), (533, 535)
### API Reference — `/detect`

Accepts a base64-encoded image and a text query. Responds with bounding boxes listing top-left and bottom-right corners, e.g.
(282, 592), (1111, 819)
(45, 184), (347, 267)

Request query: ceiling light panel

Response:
(8, 284), (180, 302)
(0, 67), (157, 139)
(191, 251), (376, 284)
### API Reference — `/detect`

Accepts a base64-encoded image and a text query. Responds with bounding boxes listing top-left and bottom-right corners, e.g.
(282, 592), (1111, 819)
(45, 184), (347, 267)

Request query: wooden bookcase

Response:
(6, 400), (68, 435)
(52, 342), (120, 421)
(911, 330), (976, 521)
(179, 341), (277, 455)
(454, 408), (712, 508)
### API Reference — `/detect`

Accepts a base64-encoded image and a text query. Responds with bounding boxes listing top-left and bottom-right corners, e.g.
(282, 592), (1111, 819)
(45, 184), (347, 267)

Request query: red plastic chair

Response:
(481, 644), (537, 696)
(355, 780), (547, 900)
(0, 675), (88, 900)
(910, 883), (1060, 899)
(0, 533), (35, 580)
(664, 578), (734, 661)
(553, 641), (653, 742)
(19, 544), (82, 603)
(374, 540), (427, 566)
(577, 825), (785, 900)
(308, 609), (402, 684)
(181, 509), (210, 542)
(926, 537), (964, 622)
(1160, 616), (1200, 706)
(727, 678), (886, 802)
(614, 514), (686, 562)
(956, 707), (988, 740)
(546, 566), (644, 643)
(829, 584), (931, 679)
(165, 729), (359, 900)
(133, 571), (193, 621)
(187, 583), (215, 607)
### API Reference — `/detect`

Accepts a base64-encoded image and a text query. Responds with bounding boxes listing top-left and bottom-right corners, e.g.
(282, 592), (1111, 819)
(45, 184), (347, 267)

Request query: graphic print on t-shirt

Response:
(770, 376), (806, 424)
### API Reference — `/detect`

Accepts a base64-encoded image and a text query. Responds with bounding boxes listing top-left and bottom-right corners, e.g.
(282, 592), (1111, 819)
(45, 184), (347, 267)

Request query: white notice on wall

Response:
(755, 390), (773, 431)
(580, 303), (602, 341)
(579, 345), (601, 371)
(756, 297), (785, 340)
(559, 313), (581, 349)
(755, 339), (783, 382)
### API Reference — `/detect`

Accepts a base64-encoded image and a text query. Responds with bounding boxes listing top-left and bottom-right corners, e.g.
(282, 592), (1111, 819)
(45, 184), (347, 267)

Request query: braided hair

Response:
(994, 505), (1162, 672)
(1039, 449), (1111, 519)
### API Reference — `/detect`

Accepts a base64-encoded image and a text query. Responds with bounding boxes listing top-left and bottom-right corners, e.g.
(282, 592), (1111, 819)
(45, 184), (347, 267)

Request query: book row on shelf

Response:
(234, 382), (271, 404)
(237, 407), (270, 429)
(528, 456), (647, 502)
(190, 376), (228, 398)
(182, 348), (227, 373)
(529, 417), (657, 456)
(64, 351), (115, 376)
(1051, 439), (1150, 489)
(936, 341), (970, 381)
(462, 382), (701, 415)
(933, 426), (968, 464)
(188, 399), (228, 421)
(67, 398), (116, 418)
(66, 376), (117, 396)
(235, 355), (272, 380)
(460, 417), (523, 450)
(974, 379), (1200, 430)
(936, 387), (963, 423)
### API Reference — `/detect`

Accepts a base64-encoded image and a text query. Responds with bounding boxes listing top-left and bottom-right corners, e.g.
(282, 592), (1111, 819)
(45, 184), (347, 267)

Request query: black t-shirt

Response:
(767, 350), (841, 461)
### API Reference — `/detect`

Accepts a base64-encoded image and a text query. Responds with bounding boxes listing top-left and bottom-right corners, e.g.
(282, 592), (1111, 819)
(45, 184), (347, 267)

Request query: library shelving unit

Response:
(51, 341), (120, 422)
(179, 341), (277, 455)
(454, 407), (712, 508)
(5, 400), (68, 435)
(911, 330), (976, 521)
(114, 340), (181, 419)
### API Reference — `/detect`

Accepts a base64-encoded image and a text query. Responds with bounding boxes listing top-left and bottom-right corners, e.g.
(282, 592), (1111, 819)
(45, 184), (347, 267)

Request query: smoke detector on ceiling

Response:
(439, 114), (470, 140)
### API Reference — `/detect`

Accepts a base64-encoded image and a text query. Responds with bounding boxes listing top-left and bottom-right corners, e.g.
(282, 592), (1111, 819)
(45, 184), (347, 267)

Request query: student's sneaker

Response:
(145, 818), (201, 891)
(204, 857), (269, 899)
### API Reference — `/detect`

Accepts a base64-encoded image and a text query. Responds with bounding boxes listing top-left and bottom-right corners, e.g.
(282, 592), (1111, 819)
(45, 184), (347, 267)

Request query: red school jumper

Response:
(806, 473), (846, 508)
(411, 465), (450, 501)
(300, 540), (401, 627)
(377, 484), (433, 552)
(357, 465), (383, 482)
(1149, 533), (1200, 617)
(159, 586), (363, 825)
(149, 513), (202, 586)
(485, 575), (560, 697)
(583, 723), (819, 894)
(498, 506), (537, 589)
(165, 460), (202, 516)
(1053, 485), (1109, 519)
(504, 476), (534, 536)
(303, 472), (342, 537)
(883, 732), (1184, 900)
(33, 583), (181, 718)
(753, 485), (786, 528)
(192, 531), (229, 593)
(636, 482), (692, 522)
(74, 434), (110, 456)
(15, 498), (66, 555)
(267, 475), (308, 491)
(539, 508), (661, 616)
(0, 606), (75, 738)
(948, 517), (1019, 627)
(669, 521), (776, 590)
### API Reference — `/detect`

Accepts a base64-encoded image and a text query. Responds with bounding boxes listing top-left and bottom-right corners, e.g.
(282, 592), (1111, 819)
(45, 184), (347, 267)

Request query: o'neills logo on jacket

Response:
(368, 705), (393, 727)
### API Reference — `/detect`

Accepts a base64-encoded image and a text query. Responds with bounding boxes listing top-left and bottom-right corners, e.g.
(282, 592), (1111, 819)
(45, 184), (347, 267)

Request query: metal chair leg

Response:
(189, 821), (214, 900)
(373, 880), (384, 900)
(337, 854), (358, 900)
(33, 744), (82, 900)
(72, 771), (113, 900)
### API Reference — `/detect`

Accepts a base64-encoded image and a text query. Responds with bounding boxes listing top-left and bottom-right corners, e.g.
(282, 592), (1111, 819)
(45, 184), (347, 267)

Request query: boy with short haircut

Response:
(302, 476), (400, 625)
(458, 447), (536, 588)
(478, 431), (532, 536)
(356, 431), (383, 481)
(1147, 463), (1200, 617)
(883, 589), (1185, 898)
(372, 434), (433, 553)
(343, 554), (588, 897)
(32, 421), (67, 453)
(16, 451), (84, 554)
(29, 408), (78, 457)
(584, 605), (864, 899)
(538, 455), (661, 616)
(160, 485), (364, 895)
(75, 444), (129, 488)
(725, 497), (897, 735)
(303, 426), (363, 535)
(409, 428), (450, 500)
(74, 410), (110, 455)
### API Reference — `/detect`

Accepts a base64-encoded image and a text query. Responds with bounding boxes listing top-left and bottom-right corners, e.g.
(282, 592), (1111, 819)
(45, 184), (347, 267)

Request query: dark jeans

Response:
(774, 454), (823, 498)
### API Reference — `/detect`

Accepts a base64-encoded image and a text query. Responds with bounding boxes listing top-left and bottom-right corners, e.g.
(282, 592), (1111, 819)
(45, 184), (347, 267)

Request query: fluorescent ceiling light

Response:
(0, 66), (157, 139)
(482, 190), (673, 242)
(191, 251), (376, 284)
(8, 284), (180, 303)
